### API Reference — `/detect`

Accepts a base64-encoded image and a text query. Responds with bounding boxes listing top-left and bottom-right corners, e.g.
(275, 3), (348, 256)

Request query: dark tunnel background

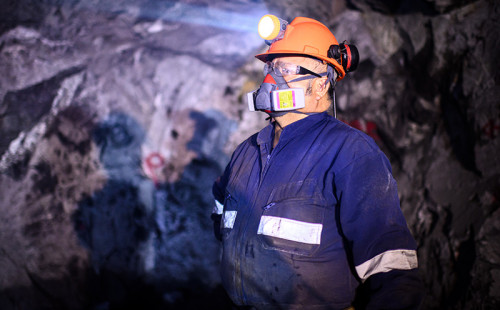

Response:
(0, 0), (499, 309)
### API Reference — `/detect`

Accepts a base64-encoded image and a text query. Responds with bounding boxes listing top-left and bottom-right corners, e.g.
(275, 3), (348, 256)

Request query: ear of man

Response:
(314, 76), (330, 100)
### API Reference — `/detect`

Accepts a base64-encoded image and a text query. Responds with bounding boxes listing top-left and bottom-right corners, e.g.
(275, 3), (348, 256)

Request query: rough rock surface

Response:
(0, 0), (499, 309)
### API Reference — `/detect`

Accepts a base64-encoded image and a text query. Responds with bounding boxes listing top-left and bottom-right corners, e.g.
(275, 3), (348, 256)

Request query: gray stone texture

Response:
(0, 0), (499, 309)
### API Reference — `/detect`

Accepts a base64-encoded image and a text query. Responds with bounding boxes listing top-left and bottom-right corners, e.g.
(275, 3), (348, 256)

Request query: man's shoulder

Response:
(230, 128), (264, 157)
(314, 117), (388, 172)
(238, 130), (261, 147)
(322, 117), (380, 151)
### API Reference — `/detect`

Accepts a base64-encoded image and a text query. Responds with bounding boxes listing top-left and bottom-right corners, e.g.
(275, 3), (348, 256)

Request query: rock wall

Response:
(0, 0), (499, 309)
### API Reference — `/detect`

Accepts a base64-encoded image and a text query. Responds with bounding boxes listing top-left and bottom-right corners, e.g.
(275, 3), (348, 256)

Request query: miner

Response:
(211, 15), (424, 309)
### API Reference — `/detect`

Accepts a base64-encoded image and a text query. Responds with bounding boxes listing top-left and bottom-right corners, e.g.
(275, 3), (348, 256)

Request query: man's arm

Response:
(354, 269), (424, 309)
(211, 163), (231, 241)
(335, 151), (424, 309)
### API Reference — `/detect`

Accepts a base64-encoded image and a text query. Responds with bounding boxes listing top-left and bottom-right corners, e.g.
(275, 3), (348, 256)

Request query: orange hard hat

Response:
(255, 16), (346, 80)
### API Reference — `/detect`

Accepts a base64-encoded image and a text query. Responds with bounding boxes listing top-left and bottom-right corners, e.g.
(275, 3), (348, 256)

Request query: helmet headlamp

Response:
(258, 14), (288, 44)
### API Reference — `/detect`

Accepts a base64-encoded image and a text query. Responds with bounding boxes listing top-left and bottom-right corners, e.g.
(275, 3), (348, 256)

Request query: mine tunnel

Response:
(0, 0), (499, 309)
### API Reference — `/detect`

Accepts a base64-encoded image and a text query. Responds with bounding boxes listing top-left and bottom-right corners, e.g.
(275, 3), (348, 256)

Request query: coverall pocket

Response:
(257, 198), (326, 257)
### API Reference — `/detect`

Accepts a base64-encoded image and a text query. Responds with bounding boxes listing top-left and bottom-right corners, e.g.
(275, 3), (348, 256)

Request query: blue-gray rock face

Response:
(0, 0), (499, 309)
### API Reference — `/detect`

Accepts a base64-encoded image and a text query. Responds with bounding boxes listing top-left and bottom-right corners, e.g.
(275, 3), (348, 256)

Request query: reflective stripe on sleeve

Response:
(213, 199), (224, 215)
(257, 216), (322, 244)
(223, 211), (237, 229)
(355, 249), (418, 281)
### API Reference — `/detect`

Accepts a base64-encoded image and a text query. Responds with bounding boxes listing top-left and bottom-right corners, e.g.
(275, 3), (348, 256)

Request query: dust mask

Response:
(247, 65), (330, 118)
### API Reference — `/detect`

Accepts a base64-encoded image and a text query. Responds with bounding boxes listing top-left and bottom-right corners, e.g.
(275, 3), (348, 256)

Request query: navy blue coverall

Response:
(212, 112), (423, 309)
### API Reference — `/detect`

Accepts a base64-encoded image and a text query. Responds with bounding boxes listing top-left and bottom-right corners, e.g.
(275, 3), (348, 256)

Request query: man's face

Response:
(269, 56), (329, 112)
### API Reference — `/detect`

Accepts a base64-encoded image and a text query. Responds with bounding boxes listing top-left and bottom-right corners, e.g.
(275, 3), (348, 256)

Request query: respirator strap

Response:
(324, 66), (338, 118)
(270, 71), (328, 90)
(323, 66), (336, 87)
(267, 109), (321, 121)
(287, 72), (327, 84)
(266, 111), (290, 118)
(270, 71), (289, 89)
(291, 110), (319, 116)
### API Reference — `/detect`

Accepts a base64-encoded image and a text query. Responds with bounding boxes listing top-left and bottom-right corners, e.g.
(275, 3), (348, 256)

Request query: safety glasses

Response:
(264, 61), (322, 78)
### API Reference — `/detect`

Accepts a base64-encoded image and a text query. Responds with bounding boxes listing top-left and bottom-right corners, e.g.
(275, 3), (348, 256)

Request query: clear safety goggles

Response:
(264, 61), (322, 78)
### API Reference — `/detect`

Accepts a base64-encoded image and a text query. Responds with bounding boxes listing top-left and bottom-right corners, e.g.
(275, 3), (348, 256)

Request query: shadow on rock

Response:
(73, 110), (235, 309)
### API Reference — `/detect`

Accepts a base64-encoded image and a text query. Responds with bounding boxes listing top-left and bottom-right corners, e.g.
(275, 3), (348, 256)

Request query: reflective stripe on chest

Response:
(257, 215), (323, 244)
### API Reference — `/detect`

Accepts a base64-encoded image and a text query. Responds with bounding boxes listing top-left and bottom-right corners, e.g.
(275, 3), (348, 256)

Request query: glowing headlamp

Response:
(258, 14), (288, 44)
